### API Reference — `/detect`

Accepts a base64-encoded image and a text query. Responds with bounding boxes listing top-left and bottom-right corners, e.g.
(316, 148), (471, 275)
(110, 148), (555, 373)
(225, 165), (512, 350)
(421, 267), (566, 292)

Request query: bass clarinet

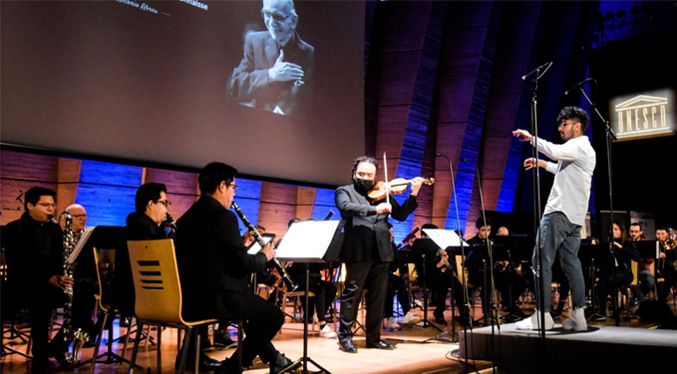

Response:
(230, 202), (298, 292)
(57, 211), (90, 367)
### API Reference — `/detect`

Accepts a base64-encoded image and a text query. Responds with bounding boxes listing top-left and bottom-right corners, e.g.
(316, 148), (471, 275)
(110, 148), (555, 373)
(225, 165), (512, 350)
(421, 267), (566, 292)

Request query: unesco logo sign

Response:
(611, 89), (675, 141)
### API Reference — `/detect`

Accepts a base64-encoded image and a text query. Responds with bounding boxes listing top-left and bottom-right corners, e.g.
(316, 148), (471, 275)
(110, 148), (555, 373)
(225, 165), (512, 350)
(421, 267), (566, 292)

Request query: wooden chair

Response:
(89, 246), (137, 374)
(126, 239), (218, 374)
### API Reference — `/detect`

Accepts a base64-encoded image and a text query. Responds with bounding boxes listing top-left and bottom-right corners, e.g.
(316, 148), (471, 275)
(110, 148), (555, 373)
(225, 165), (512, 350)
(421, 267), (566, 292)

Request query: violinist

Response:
(334, 156), (423, 353)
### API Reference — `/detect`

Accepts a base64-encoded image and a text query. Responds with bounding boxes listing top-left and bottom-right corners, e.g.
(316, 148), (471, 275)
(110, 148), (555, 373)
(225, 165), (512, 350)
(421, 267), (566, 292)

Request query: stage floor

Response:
(2, 297), (674, 374)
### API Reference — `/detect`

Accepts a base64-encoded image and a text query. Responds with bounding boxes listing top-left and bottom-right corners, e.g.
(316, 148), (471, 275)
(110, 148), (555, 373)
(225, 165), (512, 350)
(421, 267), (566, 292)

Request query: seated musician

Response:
(629, 222), (656, 304)
(492, 225), (528, 321)
(174, 162), (293, 374)
(410, 224), (470, 326)
(596, 221), (639, 318)
(465, 217), (494, 323)
(655, 226), (677, 305)
(384, 223), (420, 329)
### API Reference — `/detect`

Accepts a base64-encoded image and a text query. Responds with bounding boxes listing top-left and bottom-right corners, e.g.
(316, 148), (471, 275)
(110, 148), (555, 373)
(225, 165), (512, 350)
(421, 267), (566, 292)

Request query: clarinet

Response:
(230, 202), (298, 292)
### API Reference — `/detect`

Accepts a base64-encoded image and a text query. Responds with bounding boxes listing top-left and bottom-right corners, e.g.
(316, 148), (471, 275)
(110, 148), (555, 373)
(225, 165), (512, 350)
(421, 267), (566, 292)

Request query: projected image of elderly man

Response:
(227, 0), (314, 116)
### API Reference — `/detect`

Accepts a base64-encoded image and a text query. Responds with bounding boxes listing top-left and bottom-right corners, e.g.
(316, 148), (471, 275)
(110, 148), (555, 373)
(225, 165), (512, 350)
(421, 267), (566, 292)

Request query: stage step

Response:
(459, 323), (677, 373)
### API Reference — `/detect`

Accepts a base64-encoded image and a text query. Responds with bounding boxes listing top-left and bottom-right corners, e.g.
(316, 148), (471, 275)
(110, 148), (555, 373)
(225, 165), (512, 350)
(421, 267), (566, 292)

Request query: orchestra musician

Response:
(383, 223), (420, 329)
(334, 156), (423, 353)
(629, 222), (655, 304)
(410, 224), (470, 326)
(464, 217), (495, 324)
(492, 226), (528, 322)
(2, 187), (70, 373)
(174, 162), (293, 374)
(596, 221), (639, 319)
(52, 204), (98, 351)
(655, 226), (676, 305)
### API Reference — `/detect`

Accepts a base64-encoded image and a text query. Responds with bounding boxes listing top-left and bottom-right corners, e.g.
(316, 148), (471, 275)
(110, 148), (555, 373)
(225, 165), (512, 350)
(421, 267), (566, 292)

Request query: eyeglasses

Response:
(229, 184), (238, 192)
(156, 200), (171, 207)
(71, 214), (87, 219)
(261, 9), (292, 22)
(37, 202), (57, 208)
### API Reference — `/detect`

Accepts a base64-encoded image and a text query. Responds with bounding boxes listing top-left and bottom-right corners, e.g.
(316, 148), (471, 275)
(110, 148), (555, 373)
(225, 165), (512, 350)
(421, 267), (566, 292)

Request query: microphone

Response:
(564, 77), (593, 96)
(521, 61), (553, 81)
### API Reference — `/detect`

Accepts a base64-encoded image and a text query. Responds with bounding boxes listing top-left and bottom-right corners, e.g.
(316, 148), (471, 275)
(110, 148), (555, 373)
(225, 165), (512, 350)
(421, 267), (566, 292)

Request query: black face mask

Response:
(354, 178), (375, 191)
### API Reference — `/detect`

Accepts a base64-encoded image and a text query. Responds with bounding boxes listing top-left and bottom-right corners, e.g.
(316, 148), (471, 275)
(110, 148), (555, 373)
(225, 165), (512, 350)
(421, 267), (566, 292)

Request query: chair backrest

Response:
(126, 239), (185, 324)
(407, 263), (418, 284)
(92, 246), (117, 311)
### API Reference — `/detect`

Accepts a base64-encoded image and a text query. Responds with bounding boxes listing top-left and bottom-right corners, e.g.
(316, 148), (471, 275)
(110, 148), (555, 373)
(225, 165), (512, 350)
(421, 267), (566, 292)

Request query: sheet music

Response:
(421, 228), (468, 249)
(276, 220), (342, 262)
(67, 226), (94, 264)
(247, 233), (276, 255)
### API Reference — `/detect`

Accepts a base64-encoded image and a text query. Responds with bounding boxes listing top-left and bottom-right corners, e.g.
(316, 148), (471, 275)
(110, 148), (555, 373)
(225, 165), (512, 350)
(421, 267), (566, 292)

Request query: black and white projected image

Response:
(1, 0), (364, 185)
(227, 0), (314, 116)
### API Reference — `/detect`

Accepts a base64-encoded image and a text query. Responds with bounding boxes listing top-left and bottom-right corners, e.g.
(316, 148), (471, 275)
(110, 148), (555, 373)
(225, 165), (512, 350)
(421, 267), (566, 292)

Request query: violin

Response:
(367, 177), (435, 202)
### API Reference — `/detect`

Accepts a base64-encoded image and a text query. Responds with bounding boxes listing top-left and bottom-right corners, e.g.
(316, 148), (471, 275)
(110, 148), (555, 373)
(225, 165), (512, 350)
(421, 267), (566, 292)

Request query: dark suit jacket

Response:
(227, 30), (314, 115)
(114, 212), (164, 316)
(334, 184), (417, 263)
(2, 213), (63, 308)
(174, 196), (268, 321)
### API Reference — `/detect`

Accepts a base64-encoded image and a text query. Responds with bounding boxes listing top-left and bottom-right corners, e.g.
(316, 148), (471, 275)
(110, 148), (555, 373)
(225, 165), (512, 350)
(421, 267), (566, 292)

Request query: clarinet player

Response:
(174, 162), (294, 374)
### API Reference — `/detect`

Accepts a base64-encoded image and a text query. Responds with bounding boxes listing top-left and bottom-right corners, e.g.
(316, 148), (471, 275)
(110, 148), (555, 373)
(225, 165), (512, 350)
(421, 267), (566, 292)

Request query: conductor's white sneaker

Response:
(562, 307), (587, 332)
(514, 309), (554, 331)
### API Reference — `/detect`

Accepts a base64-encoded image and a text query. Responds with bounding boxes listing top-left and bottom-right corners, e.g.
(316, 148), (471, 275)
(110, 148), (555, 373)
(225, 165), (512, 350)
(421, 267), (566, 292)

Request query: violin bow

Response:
(383, 152), (390, 205)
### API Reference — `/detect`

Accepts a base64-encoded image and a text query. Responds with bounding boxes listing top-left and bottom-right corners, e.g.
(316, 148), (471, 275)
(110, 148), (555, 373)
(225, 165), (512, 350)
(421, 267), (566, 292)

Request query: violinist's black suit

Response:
(335, 183), (417, 347)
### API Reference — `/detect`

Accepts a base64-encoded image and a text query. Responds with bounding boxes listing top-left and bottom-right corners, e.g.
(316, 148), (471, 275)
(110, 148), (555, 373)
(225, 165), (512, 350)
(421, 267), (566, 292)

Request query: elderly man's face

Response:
(67, 205), (88, 232)
(261, 0), (297, 45)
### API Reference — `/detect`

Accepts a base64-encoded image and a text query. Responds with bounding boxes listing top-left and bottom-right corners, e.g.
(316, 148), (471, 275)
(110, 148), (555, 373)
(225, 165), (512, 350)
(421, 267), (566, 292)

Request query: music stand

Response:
(73, 226), (142, 370)
(577, 240), (609, 322)
(421, 228), (469, 341)
(276, 220), (345, 374)
(635, 240), (659, 260)
(409, 238), (443, 332)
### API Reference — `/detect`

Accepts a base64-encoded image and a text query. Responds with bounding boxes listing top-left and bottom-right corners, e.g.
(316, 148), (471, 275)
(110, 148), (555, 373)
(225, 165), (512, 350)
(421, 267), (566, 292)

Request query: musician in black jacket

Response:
(174, 162), (292, 374)
(465, 217), (494, 323)
(410, 224), (469, 326)
(334, 156), (422, 353)
(114, 182), (170, 319)
(596, 221), (638, 318)
(3, 187), (70, 373)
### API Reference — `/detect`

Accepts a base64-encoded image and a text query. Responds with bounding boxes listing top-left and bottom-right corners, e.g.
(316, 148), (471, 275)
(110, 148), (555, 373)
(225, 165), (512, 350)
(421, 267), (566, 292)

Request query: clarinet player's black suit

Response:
(174, 195), (285, 371)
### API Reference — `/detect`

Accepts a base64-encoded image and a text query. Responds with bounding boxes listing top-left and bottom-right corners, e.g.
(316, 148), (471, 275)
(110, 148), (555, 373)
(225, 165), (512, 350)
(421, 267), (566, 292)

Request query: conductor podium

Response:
(276, 219), (344, 374)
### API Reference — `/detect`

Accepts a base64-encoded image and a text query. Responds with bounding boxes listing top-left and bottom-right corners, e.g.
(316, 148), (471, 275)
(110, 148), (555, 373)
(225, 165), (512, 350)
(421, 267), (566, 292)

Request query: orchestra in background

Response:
(2, 173), (676, 372)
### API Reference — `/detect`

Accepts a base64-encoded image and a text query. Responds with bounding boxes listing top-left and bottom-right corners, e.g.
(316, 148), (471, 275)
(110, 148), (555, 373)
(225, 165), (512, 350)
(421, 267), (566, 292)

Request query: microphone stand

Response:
(571, 80), (619, 326)
(525, 69), (546, 372)
(473, 162), (501, 372)
(436, 154), (471, 367)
